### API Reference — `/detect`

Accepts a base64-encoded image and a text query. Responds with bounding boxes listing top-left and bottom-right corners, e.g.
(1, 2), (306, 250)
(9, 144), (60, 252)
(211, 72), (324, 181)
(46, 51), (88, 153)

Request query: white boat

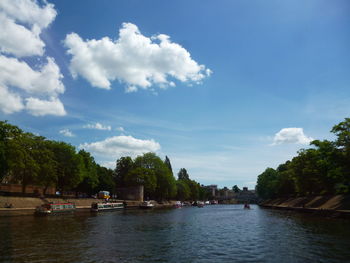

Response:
(139, 201), (154, 209)
(91, 202), (124, 212)
(174, 201), (182, 208)
(197, 201), (205, 208)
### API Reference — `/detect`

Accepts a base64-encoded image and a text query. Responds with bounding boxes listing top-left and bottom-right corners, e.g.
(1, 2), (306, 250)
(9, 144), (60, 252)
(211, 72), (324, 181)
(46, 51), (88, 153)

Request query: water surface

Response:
(1, 205), (349, 263)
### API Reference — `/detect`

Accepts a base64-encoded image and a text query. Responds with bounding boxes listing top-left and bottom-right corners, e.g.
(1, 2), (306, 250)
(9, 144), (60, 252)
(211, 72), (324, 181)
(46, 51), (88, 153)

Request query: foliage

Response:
(178, 168), (189, 181)
(256, 118), (350, 199)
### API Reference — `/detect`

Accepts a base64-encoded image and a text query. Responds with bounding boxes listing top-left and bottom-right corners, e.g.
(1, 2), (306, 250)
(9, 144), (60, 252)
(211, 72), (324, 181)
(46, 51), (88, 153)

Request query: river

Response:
(1, 205), (349, 263)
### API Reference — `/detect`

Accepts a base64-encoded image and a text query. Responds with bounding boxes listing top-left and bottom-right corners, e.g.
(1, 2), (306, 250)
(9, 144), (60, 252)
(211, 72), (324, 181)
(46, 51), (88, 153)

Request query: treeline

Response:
(256, 118), (350, 199)
(0, 121), (210, 200)
(0, 121), (114, 195)
(113, 154), (211, 201)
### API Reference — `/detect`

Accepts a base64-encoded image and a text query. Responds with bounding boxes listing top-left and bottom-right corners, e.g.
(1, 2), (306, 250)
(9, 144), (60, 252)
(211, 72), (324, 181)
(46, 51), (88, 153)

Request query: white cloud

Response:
(272, 128), (313, 145)
(0, 56), (64, 96)
(0, 0), (57, 57)
(59, 128), (74, 137)
(79, 135), (161, 160)
(64, 22), (211, 91)
(0, 85), (24, 113)
(83, 122), (112, 131)
(0, 0), (66, 117)
(25, 97), (66, 116)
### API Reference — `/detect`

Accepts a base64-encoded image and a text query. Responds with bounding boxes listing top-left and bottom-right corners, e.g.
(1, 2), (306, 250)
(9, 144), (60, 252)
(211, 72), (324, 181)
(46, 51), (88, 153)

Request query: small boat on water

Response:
(197, 201), (205, 208)
(139, 201), (154, 209)
(244, 203), (251, 209)
(174, 201), (182, 208)
(35, 202), (76, 215)
(91, 202), (124, 212)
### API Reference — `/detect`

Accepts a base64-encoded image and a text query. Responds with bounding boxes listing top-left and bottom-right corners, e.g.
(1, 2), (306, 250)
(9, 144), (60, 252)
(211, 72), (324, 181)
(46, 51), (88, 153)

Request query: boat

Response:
(91, 202), (124, 212)
(197, 201), (205, 208)
(174, 201), (182, 208)
(244, 203), (251, 209)
(35, 202), (76, 215)
(139, 201), (154, 209)
(210, 200), (218, 205)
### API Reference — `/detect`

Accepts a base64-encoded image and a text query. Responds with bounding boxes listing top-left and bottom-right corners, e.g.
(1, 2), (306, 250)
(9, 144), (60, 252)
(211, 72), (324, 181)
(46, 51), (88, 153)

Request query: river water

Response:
(1, 205), (349, 263)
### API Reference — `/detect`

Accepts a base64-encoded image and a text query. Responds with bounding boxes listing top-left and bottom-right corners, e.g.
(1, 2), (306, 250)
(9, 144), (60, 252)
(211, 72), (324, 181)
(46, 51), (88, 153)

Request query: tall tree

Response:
(114, 156), (134, 187)
(178, 168), (189, 181)
(164, 156), (173, 176)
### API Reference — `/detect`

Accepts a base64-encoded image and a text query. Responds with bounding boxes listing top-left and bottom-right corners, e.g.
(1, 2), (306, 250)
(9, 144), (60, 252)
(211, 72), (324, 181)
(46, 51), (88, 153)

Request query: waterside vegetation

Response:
(256, 118), (350, 200)
(0, 121), (211, 201)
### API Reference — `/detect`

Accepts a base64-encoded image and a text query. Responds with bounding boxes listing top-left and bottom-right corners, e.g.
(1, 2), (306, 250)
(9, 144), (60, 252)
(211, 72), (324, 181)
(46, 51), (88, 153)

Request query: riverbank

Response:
(0, 196), (176, 216)
(260, 195), (350, 218)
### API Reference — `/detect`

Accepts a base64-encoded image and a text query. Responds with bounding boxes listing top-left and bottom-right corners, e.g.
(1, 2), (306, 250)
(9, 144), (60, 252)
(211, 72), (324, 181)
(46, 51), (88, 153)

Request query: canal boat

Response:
(35, 202), (76, 215)
(139, 201), (154, 209)
(91, 202), (124, 212)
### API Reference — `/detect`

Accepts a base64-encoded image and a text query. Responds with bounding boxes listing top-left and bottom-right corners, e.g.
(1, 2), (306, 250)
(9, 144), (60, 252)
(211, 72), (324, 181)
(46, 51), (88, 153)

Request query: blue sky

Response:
(0, 0), (349, 188)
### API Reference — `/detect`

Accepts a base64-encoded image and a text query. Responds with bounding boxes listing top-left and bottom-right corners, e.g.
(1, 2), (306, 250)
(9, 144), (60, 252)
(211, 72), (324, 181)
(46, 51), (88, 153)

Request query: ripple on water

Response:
(1, 205), (350, 263)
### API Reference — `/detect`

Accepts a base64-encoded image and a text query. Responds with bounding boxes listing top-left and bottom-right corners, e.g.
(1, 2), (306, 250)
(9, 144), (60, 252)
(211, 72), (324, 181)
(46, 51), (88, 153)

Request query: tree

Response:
(134, 153), (177, 200)
(96, 164), (115, 194)
(178, 168), (189, 181)
(232, 185), (240, 193)
(75, 150), (99, 195)
(256, 168), (278, 199)
(7, 132), (40, 193)
(176, 180), (190, 201)
(51, 141), (84, 193)
(125, 167), (157, 198)
(114, 156), (133, 187)
(164, 156), (173, 176)
(33, 138), (57, 195)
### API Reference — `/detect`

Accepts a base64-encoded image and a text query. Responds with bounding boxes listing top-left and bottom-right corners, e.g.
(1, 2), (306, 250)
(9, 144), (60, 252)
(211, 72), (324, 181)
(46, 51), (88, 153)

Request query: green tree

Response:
(164, 155), (173, 176)
(7, 132), (40, 193)
(134, 153), (177, 200)
(114, 156), (134, 187)
(33, 138), (57, 195)
(176, 180), (190, 201)
(96, 164), (115, 194)
(256, 168), (278, 199)
(232, 185), (240, 193)
(75, 150), (99, 195)
(51, 141), (84, 193)
(178, 168), (189, 181)
(125, 167), (157, 199)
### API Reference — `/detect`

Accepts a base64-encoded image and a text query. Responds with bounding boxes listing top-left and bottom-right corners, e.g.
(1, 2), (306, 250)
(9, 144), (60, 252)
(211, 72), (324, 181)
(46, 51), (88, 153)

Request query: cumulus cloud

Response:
(59, 128), (74, 137)
(79, 135), (161, 160)
(0, 56), (64, 96)
(83, 122), (112, 131)
(0, 0), (56, 57)
(64, 22), (211, 92)
(25, 97), (66, 116)
(272, 128), (313, 145)
(0, 0), (66, 117)
(0, 86), (24, 114)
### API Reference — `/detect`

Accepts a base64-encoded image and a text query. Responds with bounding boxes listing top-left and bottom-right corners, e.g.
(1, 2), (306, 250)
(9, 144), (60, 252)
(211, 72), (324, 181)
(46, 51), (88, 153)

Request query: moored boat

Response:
(91, 202), (124, 212)
(197, 201), (205, 208)
(35, 202), (76, 215)
(139, 201), (154, 209)
(174, 201), (182, 208)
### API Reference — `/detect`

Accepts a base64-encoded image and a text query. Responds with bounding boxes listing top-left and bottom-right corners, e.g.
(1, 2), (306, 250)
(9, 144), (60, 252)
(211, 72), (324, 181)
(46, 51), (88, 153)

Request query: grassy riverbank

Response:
(260, 195), (350, 218)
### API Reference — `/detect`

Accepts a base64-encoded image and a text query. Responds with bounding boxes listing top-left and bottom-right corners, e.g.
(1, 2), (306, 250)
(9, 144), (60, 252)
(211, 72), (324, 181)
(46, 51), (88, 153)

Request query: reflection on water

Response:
(1, 205), (350, 263)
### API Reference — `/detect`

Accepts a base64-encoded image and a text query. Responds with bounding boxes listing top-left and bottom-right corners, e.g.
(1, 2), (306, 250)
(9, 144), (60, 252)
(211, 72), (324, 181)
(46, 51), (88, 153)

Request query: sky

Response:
(0, 0), (349, 189)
